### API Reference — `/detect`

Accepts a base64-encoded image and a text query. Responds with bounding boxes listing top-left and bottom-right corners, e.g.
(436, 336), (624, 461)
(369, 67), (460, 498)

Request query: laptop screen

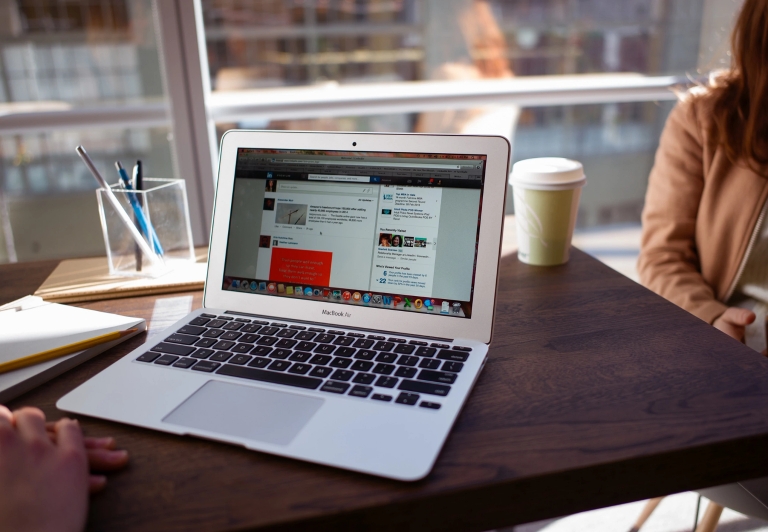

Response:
(221, 148), (486, 319)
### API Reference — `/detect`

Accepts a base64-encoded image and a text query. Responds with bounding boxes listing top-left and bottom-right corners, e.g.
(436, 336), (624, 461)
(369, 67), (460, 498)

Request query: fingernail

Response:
(108, 450), (129, 462)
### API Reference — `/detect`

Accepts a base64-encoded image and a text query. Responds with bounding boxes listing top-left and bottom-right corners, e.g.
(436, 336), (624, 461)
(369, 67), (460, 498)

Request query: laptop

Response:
(58, 131), (510, 481)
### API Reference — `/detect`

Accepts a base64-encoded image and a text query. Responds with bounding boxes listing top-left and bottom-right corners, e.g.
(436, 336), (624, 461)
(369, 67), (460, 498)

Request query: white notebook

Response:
(0, 296), (145, 403)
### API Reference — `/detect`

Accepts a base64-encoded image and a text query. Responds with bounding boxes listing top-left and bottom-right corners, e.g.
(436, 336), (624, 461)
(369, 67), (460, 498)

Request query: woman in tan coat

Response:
(636, 0), (768, 529)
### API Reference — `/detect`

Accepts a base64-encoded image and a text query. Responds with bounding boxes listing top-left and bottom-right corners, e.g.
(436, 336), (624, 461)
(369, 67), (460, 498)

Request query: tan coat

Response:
(638, 91), (768, 324)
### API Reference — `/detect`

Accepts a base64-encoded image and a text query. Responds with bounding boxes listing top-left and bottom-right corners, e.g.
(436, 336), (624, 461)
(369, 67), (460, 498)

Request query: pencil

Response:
(0, 328), (138, 375)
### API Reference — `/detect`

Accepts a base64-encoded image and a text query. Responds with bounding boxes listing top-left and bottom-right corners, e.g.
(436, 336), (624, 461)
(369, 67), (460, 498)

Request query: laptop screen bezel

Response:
(204, 130), (510, 344)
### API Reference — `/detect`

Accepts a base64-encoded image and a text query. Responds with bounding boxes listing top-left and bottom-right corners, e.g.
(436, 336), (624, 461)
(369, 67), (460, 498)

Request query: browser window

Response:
(222, 148), (485, 318)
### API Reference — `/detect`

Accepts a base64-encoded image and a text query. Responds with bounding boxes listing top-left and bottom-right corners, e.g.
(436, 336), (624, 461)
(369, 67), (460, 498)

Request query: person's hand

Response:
(46, 422), (129, 492)
(0, 406), (89, 532)
(713, 307), (755, 342)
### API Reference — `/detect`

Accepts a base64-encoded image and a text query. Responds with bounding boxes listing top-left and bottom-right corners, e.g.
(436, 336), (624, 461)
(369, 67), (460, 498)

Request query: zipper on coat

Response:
(724, 200), (768, 301)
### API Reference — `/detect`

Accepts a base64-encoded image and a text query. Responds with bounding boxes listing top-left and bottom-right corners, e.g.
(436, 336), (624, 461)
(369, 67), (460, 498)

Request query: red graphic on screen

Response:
(269, 248), (332, 286)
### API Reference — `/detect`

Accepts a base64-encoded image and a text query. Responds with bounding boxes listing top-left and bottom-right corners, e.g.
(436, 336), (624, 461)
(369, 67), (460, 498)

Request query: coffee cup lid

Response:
(510, 158), (585, 188)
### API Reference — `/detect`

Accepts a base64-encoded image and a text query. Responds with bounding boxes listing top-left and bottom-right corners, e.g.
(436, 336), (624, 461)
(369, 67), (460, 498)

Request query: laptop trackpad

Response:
(163, 380), (324, 446)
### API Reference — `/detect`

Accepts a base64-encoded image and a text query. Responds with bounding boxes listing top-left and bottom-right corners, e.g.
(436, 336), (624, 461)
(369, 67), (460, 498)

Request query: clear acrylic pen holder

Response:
(97, 178), (195, 277)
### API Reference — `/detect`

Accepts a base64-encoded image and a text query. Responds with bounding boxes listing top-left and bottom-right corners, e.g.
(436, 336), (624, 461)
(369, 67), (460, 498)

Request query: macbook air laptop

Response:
(58, 131), (510, 481)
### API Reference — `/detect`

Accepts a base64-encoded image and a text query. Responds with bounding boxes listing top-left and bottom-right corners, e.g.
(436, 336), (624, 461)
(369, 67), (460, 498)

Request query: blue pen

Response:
(115, 161), (164, 256)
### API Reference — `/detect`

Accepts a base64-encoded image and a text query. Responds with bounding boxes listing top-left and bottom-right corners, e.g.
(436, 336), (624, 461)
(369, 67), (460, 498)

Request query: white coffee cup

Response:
(509, 158), (586, 265)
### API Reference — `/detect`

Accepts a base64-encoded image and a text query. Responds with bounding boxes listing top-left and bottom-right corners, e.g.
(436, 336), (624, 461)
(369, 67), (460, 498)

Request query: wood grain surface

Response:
(3, 249), (768, 532)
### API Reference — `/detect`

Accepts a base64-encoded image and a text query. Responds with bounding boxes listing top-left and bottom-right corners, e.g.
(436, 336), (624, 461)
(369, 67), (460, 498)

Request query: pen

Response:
(116, 161), (164, 256)
(133, 161), (143, 271)
(0, 328), (139, 375)
(76, 146), (161, 266)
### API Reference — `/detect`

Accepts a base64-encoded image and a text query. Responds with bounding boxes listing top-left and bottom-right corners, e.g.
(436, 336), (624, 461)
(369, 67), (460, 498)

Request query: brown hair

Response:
(709, 0), (768, 168)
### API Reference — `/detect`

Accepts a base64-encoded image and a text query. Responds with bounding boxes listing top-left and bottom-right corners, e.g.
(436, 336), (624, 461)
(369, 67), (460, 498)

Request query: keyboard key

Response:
(295, 331), (316, 341)
(309, 366), (333, 378)
(442, 361), (464, 373)
(189, 317), (210, 326)
(367, 335), (386, 340)
(252, 320), (270, 325)
(373, 363), (395, 375)
(388, 337), (406, 343)
(192, 360), (221, 372)
(235, 318), (251, 322)
(353, 338), (374, 349)
(247, 357), (271, 368)
(276, 328), (298, 338)
(136, 352), (160, 362)
(436, 349), (469, 362)
(395, 392), (419, 406)
(268, 360), (291, 372)
(220, 331), (242, 341)
(288, 363), (312, 375)
(150, 342), (195, 356)
(349, 385), (372, 398)
(212, 340), (235, 350)
(453, 346), (472, 352)
(241, 323), (262, 333)
(194, 338), (218, 348)
(393, 344), (415, 354)
(289, 325), (306, 330)
(375, 376), (398, 388)
(330, 357), (352, 369)
(259, 326), (279, 336)
(229, 355), (251, 365)
(320, 381), (350, 394)
(295, 341), (317, 351)
(371, 393), (392, 402)
(417, 370), (457, 384)
(314, 344), (336, 355)
(315, 334), (335, 343)
(352, 372), (375, 385)
(209, 351), (233, 362)
(207, 319), (226, 328)
(328, 330), (346, 335)
(415, 347), (437, 357)
(200, 313), (217, 318)
(217, 364), (322, 390)
(250, 346), (273, 356)
(202, 329), (224, 338)
(373, 341), (394, 352)
(165, 334), (198, 346)
(240, 333), (260, 343)
(275, 339), (297, 349)
(172, 357), (196, 368)
(409, 340), (428, 346)
(308, 354), (332, 365)
(289, 351), (312, 362)
(395, 367), (417, 379)
(231, 343), (254, 354)
(420, 401), (441, 410)
(419, 359), (441, 370)
(308, 327), (326, 332)
(354, 350), (376, 360)
(330, 369), (354, 381)
(257, 336), (279, 346)
(397, 355), (418, 367)
(222, 322), (244, 331)
(190, 348), (214, 359)
(351, 360), (373, 372)
(376, 353), (397, 364)
(269, 349), (292, 359)
(346, 332), (365, 338)
(271, 322), (288, 327)
(333, 336), (355, 346)
(398, 379), (451, 397)
(217, 316), (234, 321)
(178, 325), (206, 336)
(431, 343), (450, 349)
(335, 347), (356, 357)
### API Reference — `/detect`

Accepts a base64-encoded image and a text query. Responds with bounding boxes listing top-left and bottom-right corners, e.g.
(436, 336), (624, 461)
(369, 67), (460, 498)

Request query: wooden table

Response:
(3, 249), (768, 532)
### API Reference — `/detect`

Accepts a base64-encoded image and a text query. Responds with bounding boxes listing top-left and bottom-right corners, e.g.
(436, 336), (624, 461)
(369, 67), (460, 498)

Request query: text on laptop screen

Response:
(222, 148), (486, 318)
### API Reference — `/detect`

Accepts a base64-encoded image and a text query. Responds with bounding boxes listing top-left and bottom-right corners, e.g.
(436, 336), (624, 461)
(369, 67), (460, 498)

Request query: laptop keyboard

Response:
(135, 313), (473, 410)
